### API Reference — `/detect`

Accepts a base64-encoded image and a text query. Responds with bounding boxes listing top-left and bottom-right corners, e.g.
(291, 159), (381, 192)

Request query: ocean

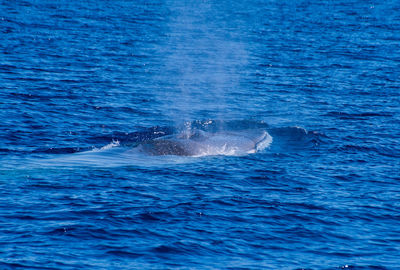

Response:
(1, 0), (399, 269)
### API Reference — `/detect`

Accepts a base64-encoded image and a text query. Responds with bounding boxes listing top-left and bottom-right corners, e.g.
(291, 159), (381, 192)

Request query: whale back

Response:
(138, 128), (272, 157)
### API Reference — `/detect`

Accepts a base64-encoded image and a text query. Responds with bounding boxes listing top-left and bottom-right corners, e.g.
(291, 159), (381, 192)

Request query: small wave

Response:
(325, 111), (394, 119)
(256, 131), (273, 151)
(338, 144), (400, 158)
(267, 126), (324, 152)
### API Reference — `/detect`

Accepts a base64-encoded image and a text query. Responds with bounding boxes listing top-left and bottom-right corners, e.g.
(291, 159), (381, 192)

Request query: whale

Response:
(137, 128), (272, 157)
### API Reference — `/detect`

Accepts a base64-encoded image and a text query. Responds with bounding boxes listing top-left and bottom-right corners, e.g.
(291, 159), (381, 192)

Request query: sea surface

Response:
(1, 0), (400, 269)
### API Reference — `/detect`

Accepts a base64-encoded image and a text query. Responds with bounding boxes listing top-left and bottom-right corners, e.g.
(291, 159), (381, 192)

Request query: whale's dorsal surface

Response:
(138, 139), (195, 156)
(137, 128), (272, 157)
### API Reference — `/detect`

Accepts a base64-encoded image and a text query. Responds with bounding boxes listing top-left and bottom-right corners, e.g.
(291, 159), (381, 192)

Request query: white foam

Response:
(255, 131), (273, 152)
(92, 140), (120, 152)
(190, 130), (273, 157)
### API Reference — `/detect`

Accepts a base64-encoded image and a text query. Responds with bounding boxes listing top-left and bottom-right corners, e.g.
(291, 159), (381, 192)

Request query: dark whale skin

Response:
(138, 140), (194, 156)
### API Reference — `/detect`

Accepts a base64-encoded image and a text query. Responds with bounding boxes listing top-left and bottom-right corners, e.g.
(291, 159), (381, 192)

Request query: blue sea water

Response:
(1, 0), (400, 269)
